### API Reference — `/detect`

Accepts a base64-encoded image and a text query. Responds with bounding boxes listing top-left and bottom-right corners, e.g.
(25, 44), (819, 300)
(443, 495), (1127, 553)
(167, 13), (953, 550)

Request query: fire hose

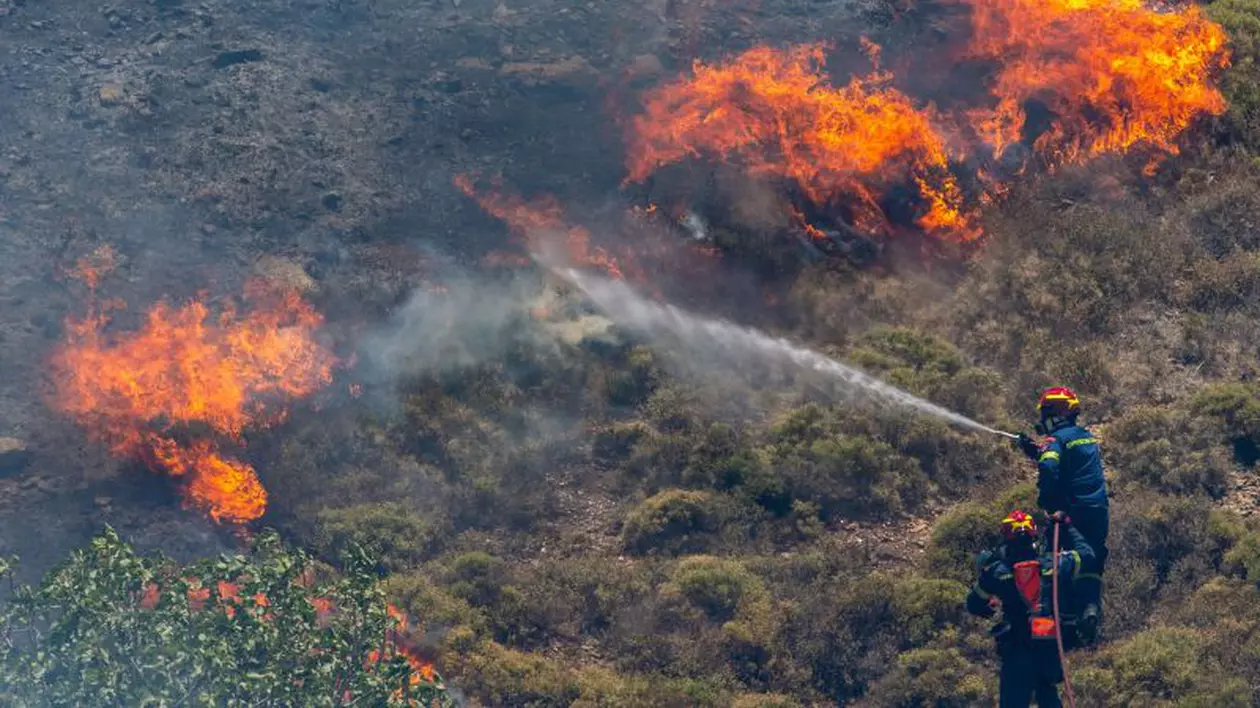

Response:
(1052, 520), (1078, 708)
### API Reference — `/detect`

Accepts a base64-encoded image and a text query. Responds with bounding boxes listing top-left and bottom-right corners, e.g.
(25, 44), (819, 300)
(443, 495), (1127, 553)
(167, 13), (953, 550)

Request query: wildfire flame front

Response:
(50, 283), (336, 524)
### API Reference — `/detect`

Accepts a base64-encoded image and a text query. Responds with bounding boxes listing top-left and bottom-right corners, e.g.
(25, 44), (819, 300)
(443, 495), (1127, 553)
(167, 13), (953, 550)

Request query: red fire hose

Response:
(1052, 521), (1078, 708)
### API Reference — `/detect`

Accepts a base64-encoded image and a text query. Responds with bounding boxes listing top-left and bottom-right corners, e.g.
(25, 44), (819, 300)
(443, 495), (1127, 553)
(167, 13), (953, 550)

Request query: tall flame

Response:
(50, 283), (336, 523)
(963, 0), (1229, 165)
(623, 44), (971, 238)
(621, 2), (1228, 244)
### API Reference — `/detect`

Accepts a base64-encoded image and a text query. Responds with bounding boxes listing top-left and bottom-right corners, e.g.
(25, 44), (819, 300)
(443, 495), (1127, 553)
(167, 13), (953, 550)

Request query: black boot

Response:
(1079, 603), (1100, 645)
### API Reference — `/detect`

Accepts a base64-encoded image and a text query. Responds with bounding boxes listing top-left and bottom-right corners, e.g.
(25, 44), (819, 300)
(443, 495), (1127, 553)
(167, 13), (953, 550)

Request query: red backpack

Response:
(1012, 559), (1056, 639)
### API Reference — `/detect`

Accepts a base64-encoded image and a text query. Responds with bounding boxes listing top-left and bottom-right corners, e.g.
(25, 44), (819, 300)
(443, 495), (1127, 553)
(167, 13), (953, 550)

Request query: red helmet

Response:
(1001, 510), (1038, 542)
(1038, 386), (1080, 419)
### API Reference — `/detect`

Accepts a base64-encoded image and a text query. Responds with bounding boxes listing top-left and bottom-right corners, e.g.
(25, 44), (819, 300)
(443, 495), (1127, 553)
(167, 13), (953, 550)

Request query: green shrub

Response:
(447, 639), (582, 707)
(1192, 382), (1260, 459)
(384, 570), (480, 630)
(316, 502), (447, 571)
(1073, 626), (1249, 706)
(0, 528), (455, 707)
(884, 418), (1010, 497)
(446, 551), (508, 607)
(1225, 529), (1260, 581)
(593, 421), (653, 461)
(788, 573), (967, 701)
(926, 483), (1038, 583)
(1207, 0), (1260, 150)
(623, 490), (721, 555)
(1106, 405), (1232, 497)
(866, 643), (991, 707)
(774, 435), (927, 519)
(1106, 496), (1239, 627)
(729, 693), (803, 708)
(645, 385), (701, 433)
(605, 345), (661, 406)
(665, 556), (764, 623)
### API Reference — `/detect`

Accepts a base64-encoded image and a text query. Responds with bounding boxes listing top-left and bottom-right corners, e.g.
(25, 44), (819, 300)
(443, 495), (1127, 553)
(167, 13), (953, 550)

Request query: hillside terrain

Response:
(4, 0), (1260, 705)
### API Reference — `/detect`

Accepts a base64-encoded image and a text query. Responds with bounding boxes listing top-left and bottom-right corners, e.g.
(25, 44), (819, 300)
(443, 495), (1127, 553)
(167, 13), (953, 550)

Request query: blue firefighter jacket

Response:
(1036, 423), (1108, 513)
(965, 525), (1096, 647)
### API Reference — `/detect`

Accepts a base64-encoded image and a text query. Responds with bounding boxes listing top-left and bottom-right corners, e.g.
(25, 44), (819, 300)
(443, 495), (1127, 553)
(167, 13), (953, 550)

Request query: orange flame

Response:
(455, 175), (632, 278)
(621, 4), (1227, 247)
(384, 604), (439, 685)
(963, 0), (1229, 164)
(50, 284), (336, 523)
(623, 44), (972, 238)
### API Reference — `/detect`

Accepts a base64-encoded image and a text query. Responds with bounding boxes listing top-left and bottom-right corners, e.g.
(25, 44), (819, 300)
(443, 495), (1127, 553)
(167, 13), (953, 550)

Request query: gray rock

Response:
(0, 437), (30, 476)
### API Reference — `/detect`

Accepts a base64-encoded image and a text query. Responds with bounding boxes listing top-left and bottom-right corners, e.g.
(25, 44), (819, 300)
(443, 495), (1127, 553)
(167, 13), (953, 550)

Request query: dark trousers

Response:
(999, 644), (1063, 708)
(1070, 505), (1108, 609)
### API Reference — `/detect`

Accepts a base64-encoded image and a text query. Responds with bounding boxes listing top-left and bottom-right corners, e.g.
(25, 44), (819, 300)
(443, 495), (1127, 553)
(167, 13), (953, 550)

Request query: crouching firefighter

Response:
(1015, 386), (1107, 641)
(966, 510), (1097, 708)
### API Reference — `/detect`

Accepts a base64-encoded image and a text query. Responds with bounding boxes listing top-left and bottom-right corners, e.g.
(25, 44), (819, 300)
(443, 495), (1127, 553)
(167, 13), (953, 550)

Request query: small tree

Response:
(0, 527), (455, 707)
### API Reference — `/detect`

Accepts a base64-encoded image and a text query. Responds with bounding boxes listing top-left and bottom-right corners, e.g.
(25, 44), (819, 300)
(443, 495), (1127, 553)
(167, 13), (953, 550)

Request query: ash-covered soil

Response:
(0, 0), (865, 578)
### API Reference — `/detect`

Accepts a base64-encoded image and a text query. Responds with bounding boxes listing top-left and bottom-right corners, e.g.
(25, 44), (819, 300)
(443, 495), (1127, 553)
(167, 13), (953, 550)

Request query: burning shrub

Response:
(962, 0), (1229, 164)
(625, 44), (970, 238)
(49, 282), (337, 524)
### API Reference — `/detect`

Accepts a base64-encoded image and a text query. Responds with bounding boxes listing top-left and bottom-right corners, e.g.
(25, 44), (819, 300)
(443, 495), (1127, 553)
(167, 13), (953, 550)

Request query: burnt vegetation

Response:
(6, 0), (1260, 705)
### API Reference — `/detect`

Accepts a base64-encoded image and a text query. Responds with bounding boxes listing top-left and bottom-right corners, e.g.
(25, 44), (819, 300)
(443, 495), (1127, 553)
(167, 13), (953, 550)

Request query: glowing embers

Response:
(51, 275), (336, 523)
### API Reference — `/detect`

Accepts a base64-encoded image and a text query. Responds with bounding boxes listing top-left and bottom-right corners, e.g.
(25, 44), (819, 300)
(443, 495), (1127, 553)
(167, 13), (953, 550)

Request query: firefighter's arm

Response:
(965, 556), (1001, 618)
(1036, 438), (1067, 512)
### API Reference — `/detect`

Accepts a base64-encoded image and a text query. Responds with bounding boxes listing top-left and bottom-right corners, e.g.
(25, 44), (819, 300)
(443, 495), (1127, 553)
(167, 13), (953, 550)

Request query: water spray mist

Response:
(557, 267), (1016, 440)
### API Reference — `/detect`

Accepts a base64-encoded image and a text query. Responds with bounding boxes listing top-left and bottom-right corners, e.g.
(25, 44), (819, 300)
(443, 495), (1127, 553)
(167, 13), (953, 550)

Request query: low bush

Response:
(1106, 405), (1232, 497)
(773, 435), (927, 519)
(316, 502), (448, 571)
(623, 490), (721, 556)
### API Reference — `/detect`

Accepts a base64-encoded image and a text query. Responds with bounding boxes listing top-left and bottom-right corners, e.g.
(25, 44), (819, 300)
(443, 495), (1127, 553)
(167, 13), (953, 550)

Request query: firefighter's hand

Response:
(988, 597), (1000, 611)
(1016, 433), (1040, 461)
(1049, 511), (1071, 525)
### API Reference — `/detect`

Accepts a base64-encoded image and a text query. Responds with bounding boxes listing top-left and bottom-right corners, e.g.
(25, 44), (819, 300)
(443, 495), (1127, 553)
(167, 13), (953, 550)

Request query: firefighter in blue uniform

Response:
(1016, 386), (1107, 641)
(966, 510), (1096, 708)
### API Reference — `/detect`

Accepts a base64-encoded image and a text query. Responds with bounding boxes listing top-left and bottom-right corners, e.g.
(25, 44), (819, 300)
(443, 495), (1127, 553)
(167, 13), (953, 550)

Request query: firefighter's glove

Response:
(1016, 432), (1041, 461)
(1049, 511), (1071, 526)
(976, 549), (995, 573)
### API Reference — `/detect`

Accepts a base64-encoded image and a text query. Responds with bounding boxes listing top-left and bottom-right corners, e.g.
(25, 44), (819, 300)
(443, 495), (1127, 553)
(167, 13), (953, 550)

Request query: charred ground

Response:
(4, 0), (1260, 705)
